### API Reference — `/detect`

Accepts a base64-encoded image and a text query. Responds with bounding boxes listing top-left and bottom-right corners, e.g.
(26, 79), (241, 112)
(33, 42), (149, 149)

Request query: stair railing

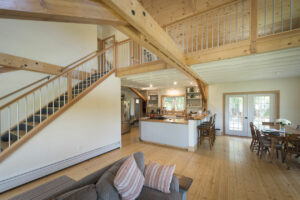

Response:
(117, 39), (158, 68)
(0, 46), (115, 153)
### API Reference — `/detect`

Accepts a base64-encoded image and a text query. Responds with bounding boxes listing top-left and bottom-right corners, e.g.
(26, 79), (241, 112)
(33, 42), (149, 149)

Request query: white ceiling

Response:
(121, 47), (300, 89)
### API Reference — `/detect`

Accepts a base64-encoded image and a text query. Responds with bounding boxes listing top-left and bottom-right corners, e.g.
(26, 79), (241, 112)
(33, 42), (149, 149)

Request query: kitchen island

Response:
(140, 114), (208, 151)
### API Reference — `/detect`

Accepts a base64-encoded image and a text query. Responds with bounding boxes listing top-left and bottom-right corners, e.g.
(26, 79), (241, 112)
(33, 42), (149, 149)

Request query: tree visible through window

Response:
(162, 96), (185, 112)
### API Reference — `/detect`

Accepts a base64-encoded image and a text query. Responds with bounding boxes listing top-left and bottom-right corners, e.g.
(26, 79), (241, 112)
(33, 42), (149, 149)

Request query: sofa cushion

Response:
(54, 184), (97, 200)
(114, 155), (145, 200)
(144, 161), (176, 193)
(137, 186), (182, 200)
(96, 152), (145, 200)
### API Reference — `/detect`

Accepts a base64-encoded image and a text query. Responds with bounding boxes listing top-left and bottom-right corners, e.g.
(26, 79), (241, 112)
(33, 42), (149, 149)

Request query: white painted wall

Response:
(0, 75), (121, 189)
(207, 77), (300, 132)
(0, 19), (97, 133)
(97, 25), (128, 42)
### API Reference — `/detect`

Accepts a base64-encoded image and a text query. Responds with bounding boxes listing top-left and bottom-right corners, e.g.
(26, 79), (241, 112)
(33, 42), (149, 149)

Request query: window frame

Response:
(161, 95), (186, 114)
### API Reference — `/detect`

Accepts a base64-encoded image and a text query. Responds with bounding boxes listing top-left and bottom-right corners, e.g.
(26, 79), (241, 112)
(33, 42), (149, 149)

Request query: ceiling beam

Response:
(0, 0), (127, 25)
(128, 87), (147, 102)
(0, 52), (63, 75)
(102, 0), (207, 87)
(117, 60), (171, 77)
(0, 67), (17, 74)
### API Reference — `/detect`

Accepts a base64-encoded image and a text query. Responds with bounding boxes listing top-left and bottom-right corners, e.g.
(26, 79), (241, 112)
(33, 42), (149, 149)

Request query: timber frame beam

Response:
(0, 0), (127, 25)
(0, 52), (63, 75)
(127, 87), (147, 102)
(101, 0), (207, 102)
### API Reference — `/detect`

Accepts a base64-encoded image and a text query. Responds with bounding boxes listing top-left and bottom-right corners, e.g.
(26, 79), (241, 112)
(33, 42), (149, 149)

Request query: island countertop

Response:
(140, 117), (189, 125)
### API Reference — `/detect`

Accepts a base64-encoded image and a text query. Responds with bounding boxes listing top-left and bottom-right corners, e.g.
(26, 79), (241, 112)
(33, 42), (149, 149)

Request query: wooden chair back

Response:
(286, 134), (300, 154)
(296, 125), (300, 130)
(250, 122), (257, 139)
(262, 122), (275, 126)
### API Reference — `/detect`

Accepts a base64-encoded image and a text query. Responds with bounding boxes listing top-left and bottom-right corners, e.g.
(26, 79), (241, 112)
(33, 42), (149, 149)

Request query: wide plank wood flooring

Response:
(0, 127), (299, 200)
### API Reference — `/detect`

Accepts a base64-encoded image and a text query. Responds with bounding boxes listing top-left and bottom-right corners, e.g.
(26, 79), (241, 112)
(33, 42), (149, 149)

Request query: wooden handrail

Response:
(0, 76), (50, 101)
(0, 46), (114, 110)
(60, 51), (98, 72)
(118, 38), (131, 46)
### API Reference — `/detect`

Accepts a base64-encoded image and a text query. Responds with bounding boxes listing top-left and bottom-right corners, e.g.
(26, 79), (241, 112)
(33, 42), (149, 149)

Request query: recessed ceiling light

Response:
(190, 82), (193, 85)
(149, 84), (153, 88)
(173, 81), (177, 85)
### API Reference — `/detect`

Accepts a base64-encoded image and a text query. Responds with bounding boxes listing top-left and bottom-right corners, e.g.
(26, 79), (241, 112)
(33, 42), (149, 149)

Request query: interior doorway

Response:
(223, 91), (279, 137)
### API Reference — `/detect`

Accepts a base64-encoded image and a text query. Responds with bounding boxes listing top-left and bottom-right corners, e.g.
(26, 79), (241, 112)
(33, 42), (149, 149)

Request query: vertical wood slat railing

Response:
(116, 39), (158, 68)
(0, 47), (115, 154)
(165, 0), (299, 53)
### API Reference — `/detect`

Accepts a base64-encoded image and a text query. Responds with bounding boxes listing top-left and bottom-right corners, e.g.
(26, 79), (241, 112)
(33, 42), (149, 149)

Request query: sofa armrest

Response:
(169, 175), (179, 192)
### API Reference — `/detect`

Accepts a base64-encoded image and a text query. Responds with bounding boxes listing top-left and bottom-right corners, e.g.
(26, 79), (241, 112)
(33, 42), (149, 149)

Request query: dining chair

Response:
(262, 122), (275, 126)
(249, 122), (259, 151)
(284, 134), (300, 169)
(256, 130), (283, 160)
(199, 124), (215, 150)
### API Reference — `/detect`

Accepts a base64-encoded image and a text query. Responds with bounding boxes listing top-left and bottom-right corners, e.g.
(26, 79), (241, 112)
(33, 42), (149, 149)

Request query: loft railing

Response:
(0, 47), (114, 153)
(257, 0), (299, 37)
(117, 39), (158, 68)
(165, 0), (250, 53)
(165, 0), (300, 53)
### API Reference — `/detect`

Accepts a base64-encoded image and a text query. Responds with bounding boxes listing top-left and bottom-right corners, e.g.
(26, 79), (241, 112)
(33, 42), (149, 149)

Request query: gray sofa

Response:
(52, 152), (182, 200)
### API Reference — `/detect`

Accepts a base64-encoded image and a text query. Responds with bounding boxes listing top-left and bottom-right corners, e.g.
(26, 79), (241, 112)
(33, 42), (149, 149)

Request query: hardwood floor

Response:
(1, 127), (300, 200)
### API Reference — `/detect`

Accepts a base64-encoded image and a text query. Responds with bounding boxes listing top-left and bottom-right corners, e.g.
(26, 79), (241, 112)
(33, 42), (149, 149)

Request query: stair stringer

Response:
(0, 71), (121, 193)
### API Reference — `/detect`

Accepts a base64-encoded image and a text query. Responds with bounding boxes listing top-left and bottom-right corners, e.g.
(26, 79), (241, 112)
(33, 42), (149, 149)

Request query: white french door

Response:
(225, 93), (277, 137)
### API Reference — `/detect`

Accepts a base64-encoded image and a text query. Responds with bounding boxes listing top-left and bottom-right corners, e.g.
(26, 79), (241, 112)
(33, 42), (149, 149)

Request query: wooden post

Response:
(114, 42), (118, 76)
(67, 72), (73, 102)
(250, 0), (258, 53)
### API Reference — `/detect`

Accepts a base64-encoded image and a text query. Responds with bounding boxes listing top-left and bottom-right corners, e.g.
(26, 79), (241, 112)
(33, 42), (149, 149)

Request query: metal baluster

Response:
(191, 18), (194, 52)
(52, 81), (55, 114)
(201, 15), (203, 50)
(212, 13), (214, 48)
(46, 85), (49, 118)
(206, 14), (208, 49)
(265, 0), (268, 35)
(17, 102), (19, 140)
(273, 0), (275, 34)
(223, 8), (226, 45)
(186, 21), (189, 54)
(229, 6), (231, 43)
(281, 0), (284, 32)
(39, 88), (42, 123)
(33, 92), (35, 127)
(236, 3), (238, 42)
(218, 10), (220, 47)
(242, 0), (245, 39)
(8, 106), (11, 147)
(290, 0), (293, 30)
(196, 16), (199, 52)
(90, 64), (92, 85)
(25, 96), (28, 133)
(182, 23), (185, 52)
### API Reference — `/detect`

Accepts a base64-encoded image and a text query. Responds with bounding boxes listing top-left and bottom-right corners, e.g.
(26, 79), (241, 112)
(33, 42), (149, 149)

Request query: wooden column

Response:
(67, 72), (73, 102)
(250, 0), (258, 53)
(114, 42), (118, 76)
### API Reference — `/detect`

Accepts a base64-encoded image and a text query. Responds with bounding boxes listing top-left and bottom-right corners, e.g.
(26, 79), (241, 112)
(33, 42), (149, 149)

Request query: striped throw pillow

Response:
(144, 161), (176, 193)
(114, 155), (145, 200)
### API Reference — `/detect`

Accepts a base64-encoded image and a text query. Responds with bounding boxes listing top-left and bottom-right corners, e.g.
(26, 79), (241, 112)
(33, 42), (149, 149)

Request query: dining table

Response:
(261, 124), (300, 161)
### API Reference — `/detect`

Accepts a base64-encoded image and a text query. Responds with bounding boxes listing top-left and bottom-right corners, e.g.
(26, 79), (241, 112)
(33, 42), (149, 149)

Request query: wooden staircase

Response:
(0, 47), (115, 160)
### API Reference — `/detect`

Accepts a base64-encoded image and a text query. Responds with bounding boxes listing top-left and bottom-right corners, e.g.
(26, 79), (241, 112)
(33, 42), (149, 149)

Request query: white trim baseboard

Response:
(0, 141), (121, 193)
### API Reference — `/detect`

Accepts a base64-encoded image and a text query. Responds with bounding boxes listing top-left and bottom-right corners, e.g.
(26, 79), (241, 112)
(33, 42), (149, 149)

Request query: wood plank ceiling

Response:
(121, 47), (300, 88)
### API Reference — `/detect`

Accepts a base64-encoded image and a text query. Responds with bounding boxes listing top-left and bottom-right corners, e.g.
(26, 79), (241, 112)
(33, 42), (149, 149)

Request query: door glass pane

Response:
(229, 97), (243, 131)
(253, 96), (270, 127)
(174, 97), (185, 111)
(163, 97), (173, 111)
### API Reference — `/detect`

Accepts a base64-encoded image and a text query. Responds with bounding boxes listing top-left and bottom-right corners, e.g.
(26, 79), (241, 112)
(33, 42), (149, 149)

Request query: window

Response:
(162, 96), (185, 113)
